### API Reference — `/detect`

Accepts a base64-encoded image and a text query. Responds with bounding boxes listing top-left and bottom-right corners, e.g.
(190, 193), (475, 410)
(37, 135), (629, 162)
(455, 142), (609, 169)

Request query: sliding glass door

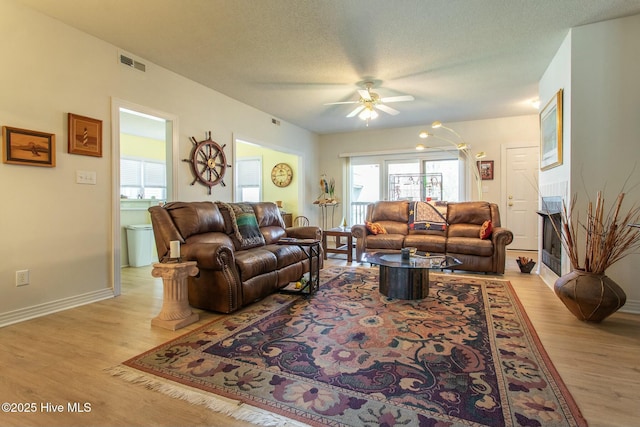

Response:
(350, 163), (380, 225)
(347, 151), (463, 225)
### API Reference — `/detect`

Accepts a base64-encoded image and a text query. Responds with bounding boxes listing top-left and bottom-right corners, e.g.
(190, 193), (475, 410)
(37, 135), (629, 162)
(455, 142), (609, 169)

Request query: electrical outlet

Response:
(16, 270), (29, 286)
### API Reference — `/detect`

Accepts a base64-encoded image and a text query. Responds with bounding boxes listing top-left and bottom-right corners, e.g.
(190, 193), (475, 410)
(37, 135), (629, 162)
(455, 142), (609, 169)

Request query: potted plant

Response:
(550, 191), (640, 322)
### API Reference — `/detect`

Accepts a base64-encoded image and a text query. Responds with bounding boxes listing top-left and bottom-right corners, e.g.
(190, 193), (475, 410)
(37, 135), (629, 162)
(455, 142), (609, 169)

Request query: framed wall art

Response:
(68, 113), (102, 157)
(477, 160), (494, 180)
(540, 89), (563, 170)
(2, 126), (56, 167)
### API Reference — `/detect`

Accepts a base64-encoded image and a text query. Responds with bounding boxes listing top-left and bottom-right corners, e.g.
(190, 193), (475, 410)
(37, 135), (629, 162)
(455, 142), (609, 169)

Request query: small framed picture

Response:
(68, 113), (102, 157)
(2, 126), (56, 167)
(477, 160), (494, 180)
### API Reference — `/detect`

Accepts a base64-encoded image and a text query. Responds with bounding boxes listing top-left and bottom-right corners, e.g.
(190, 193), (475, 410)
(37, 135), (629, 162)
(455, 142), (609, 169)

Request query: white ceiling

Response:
(16, 0), (640, 135)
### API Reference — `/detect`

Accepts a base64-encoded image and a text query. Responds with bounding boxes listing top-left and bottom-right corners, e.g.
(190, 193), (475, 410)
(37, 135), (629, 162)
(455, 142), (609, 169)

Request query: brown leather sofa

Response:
(149, 201), (322, 313)
(352, 201), (513, 274)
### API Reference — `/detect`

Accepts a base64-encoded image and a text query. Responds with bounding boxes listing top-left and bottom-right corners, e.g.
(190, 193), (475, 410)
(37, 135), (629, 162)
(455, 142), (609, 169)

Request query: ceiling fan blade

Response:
(375, 104), (400, 115)
(346, 105), (365, 118)
(380, 95), (415, 103)
(324, 100), (360, 105)
(358, 89), (372, 101)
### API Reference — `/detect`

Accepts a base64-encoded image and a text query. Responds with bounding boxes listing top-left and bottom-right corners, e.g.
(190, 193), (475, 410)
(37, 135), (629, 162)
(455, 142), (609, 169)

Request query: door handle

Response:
(508, 195), (513, 199)
(508, 202), (514, 207)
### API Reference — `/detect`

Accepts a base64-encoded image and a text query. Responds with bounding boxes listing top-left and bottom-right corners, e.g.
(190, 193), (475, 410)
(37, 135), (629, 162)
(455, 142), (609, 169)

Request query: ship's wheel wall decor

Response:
(183, 131), (231, 195)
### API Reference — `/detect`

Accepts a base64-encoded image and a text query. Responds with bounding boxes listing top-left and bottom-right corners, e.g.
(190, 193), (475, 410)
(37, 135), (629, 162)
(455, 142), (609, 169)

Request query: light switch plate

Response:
(76, 170), (97, 185)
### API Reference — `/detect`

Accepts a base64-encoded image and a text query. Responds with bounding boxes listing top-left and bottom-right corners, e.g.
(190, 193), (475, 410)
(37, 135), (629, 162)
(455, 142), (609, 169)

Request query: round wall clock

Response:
(271, 163), (293, 187)
(183, 131), (231, 195)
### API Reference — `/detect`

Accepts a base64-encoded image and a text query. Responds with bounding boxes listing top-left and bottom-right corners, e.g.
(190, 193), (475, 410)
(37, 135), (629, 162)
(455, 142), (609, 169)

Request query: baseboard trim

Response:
(620, 299), (640, 315)
(0, 288), (115, 328)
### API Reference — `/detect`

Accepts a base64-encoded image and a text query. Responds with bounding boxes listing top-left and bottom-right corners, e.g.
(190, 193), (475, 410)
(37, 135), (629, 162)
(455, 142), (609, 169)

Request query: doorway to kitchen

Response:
(111, 99), (178, 295)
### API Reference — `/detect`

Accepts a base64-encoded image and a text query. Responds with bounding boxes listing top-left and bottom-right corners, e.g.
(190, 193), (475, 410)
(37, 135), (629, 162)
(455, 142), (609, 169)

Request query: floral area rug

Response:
(109, 267), (586, 427)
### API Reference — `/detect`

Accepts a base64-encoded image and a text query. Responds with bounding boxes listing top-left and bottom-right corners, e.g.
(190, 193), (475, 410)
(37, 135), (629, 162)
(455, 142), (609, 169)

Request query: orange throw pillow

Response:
(479, 220), (493, 239)
(366, 221), (387, 235)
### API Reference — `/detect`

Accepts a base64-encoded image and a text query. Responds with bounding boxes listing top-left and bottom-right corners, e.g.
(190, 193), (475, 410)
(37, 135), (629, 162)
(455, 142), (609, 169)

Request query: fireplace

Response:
(537, 197), (562, 276)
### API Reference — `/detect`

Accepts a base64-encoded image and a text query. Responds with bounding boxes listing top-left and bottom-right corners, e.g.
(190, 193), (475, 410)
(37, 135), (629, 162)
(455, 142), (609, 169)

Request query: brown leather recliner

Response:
(149, 201), (322, 313)
(352, 201), (513, 274)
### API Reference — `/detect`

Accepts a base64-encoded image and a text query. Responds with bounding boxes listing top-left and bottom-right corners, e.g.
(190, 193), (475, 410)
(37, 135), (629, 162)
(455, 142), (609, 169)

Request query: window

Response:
(424, 159), (460, 202)
(346, 150), (464, 224)
(120, 157), (166, 200)
(235, 157), (262, 202)
(350, 163), (380, 224)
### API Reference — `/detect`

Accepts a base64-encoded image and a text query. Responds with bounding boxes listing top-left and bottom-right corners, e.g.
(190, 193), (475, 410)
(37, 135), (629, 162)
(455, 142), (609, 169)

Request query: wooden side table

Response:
(323, 226), (353, 263)
(151, 261), (199, 330)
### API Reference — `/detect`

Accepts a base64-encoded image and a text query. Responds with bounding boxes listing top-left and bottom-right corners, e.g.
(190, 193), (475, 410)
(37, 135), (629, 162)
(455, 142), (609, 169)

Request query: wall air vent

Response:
(119, 53), (146, 72)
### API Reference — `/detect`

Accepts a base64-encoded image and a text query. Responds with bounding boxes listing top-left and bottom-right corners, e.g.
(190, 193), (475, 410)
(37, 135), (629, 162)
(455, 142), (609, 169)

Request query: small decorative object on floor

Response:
(517, 256), (535, 273)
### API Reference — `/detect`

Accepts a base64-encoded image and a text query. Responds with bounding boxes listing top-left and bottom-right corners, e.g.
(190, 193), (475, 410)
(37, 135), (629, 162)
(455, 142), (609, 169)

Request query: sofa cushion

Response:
(404, 235), (447, 253)
(217, 202), (266, 250)
(165, 201), (226, 239)
(447, 201), (491, 225)
(408, 201), (447, 231)
(448, 223), (483, 238)
(447, 237), (494, 256)
(263, 244), (307, 269)
(261, 226), (287, 244)
(371, 201), (410, 223)
(378, 221), (408, 235)
(234, 248), (277, 280)
(364, 234), (405, 251)
(252, 202), (286, 228)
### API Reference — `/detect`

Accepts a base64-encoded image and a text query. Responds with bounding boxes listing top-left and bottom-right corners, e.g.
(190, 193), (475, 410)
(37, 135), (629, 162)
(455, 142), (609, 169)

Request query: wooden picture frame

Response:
(68, 113), (102, 157)
(540, 89), (563, 170)
(477, 160), (494, 180)
(2, 126), (56, 167)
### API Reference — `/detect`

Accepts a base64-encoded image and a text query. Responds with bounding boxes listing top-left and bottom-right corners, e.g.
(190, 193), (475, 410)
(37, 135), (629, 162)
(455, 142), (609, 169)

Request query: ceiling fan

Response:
(325, 81), (415, 121)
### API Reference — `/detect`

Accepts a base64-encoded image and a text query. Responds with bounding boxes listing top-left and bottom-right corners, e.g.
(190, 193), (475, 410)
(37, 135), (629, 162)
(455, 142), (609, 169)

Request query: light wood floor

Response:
(0, 250), (638, 427)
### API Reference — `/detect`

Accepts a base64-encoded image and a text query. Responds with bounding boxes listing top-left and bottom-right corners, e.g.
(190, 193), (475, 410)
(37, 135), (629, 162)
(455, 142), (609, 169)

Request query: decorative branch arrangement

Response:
(552, 191), (640, 274)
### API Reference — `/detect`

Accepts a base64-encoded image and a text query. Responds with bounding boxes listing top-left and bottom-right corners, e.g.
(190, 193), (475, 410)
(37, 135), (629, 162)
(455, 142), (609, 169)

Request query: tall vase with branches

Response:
(550, 191), (640, 322)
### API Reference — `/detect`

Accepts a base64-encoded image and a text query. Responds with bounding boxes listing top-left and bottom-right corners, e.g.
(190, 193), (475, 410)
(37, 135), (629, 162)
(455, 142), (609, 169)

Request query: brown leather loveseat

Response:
(149, 201), (321, 313)
(352, 201), (513, 274)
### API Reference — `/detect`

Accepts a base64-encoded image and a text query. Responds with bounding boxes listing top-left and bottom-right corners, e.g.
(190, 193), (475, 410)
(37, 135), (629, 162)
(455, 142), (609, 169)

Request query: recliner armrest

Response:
(182, 243), (235, 270)
(285, 226), (322, 241)
(351, 224), (368, 239)
(491, 227), (514, 247)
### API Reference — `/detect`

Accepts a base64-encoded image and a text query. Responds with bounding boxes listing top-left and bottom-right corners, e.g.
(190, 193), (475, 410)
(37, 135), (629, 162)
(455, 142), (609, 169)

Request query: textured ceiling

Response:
(15, 0), (640, 134)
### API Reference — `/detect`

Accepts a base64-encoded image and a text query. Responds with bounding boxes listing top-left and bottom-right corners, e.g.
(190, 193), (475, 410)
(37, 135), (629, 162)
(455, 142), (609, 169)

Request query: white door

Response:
(504, 146), (539, 250)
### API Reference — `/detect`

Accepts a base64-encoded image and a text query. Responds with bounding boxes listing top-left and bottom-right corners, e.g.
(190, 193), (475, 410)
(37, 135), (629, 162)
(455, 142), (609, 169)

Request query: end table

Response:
(322, 226), (353, 262)
(151, 261), (199, 330)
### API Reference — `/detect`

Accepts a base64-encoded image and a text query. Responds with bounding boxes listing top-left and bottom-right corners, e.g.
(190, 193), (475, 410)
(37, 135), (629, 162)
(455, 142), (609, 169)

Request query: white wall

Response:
(571, 15), (640, 312)
(318, 115), (539, 221)
(539, 14), (640, 312)
(538, 31), (573, 287)
(0, 1), (319, 325)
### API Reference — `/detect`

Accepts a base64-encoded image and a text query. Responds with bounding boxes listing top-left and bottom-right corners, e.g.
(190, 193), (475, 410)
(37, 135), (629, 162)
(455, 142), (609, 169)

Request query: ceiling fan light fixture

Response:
(358, 107), (378, 121)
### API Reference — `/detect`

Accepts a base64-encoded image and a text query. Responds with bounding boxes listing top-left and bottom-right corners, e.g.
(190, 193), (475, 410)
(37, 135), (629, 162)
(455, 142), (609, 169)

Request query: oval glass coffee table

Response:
(362, 251), (462, 300)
